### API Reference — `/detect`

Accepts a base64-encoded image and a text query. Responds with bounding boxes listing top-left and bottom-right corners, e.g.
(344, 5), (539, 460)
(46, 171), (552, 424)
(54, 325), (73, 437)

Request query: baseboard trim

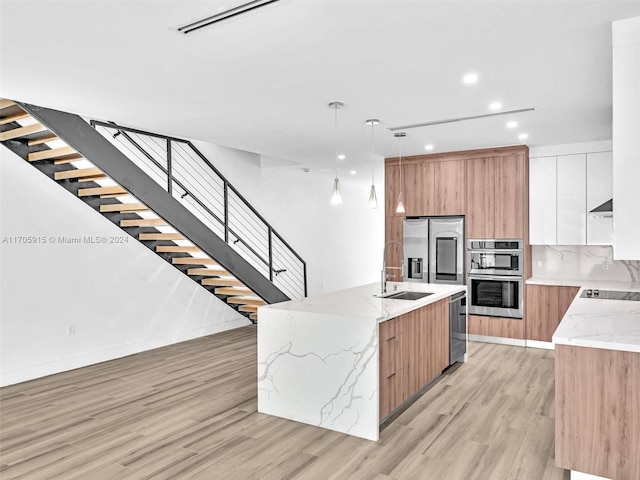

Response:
(0, 318), (250, 387)
(526, 339), (555, 350)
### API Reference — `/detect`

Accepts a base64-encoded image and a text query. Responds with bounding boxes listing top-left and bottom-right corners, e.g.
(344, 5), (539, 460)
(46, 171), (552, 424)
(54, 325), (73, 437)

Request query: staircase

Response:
(0, 99), (302, 322)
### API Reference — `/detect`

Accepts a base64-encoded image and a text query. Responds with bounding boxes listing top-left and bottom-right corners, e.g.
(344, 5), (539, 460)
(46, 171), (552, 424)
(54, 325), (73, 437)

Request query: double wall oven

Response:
(467, 239), (524, 319)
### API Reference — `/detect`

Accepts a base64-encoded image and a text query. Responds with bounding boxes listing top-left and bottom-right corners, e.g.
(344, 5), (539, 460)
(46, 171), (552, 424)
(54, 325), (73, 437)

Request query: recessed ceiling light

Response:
(506, 121), (518, 129)
(489, 102), (502, 110)
(463, 73), (478, 84)
(337, 153), (346, 160)
(425, 144), (434, 151)
(518, 133), (528, 140)
(350, 170), (357, 175)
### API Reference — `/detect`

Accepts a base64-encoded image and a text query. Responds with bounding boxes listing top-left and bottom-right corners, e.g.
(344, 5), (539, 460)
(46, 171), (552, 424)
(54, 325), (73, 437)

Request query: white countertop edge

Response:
(552, 335), (640, 354)
(552, 285), (640, 354)
(526, 277), (640, 291)
(260, 282), (466, 323)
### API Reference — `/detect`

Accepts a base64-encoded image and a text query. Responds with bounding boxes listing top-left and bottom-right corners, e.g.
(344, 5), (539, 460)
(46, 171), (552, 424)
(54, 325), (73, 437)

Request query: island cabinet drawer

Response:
(379, 320), (404, 379)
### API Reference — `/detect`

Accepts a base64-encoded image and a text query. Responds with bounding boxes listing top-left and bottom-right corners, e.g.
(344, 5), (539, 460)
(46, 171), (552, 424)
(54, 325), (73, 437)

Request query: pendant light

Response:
(394, 132), (406, 214)
(365, 119), (380, 209)
(329, 101), (344, 205)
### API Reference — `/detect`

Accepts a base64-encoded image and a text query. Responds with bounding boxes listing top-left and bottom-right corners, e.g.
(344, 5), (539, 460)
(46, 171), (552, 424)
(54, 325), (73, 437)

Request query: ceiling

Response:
(1, 0), (639, 176)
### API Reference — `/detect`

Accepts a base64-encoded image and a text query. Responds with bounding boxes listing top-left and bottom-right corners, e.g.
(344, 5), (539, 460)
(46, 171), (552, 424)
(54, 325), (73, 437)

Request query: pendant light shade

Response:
(329, 101), (344, 205)
(394, 132), (406, 215)
(331, 177), (343, 205)
(368, 185), (378, 208)
(366, 118), (380, 209)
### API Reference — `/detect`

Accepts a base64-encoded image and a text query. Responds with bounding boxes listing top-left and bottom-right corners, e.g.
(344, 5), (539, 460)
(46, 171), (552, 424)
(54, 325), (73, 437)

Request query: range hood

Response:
(589, 198), (613, 217)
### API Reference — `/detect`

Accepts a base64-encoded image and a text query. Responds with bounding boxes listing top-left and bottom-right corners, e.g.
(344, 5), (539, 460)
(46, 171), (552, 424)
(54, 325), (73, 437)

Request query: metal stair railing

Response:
(90, 120), (307, 300)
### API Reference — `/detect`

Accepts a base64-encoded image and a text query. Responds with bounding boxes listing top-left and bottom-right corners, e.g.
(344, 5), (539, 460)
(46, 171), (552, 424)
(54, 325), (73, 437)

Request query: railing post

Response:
(268, 227), (273, 282)
(223, 181), (229, 243)
(303, 263), (307, 297)
(166, 138), (172, 194)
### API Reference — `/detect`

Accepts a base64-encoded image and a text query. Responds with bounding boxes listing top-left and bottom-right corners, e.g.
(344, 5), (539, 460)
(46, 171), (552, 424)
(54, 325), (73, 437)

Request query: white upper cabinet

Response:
(529, 156), (557, 245)
(586, 152), (613, 245)
(529, 143), (613, 246)
(557, 154), (587, 245)
(612, 17), (640, 260)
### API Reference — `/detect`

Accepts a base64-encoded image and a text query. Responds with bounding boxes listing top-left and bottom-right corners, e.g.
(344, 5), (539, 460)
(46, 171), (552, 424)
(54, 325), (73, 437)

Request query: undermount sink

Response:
(379, 291), (434, 301)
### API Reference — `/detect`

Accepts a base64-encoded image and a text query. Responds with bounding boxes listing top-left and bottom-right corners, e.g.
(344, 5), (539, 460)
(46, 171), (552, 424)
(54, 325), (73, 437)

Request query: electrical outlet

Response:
(66, 324), (76, 336)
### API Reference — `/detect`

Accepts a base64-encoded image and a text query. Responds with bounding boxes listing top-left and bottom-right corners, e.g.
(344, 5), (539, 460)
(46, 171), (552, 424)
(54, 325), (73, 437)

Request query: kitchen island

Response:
(257, 282), (466, 441)
(552, 281), (640, 480)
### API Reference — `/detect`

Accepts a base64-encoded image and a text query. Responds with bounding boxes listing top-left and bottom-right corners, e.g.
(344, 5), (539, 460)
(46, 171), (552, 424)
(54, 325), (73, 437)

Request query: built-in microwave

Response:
(467, 274), (523, 319)
(467, 239), (523, 276)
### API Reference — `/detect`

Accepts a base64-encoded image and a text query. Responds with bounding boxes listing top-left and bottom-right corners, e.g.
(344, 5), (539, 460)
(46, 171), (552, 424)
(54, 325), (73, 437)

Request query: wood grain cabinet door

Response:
(433, 159), (466, 216)
(384, 217), (404, 282)
(403, 162), (435, 217)
(526, 285), (580, 342)
(494, 154), (525, 239)
(466, 157), (495, 238)
(385, 163), (402, 217)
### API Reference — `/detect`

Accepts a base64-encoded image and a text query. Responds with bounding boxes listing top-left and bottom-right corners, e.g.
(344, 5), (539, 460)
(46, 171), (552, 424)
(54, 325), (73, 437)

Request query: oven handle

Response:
(468, 274), (524, 282)
(466, 248), (523, 253)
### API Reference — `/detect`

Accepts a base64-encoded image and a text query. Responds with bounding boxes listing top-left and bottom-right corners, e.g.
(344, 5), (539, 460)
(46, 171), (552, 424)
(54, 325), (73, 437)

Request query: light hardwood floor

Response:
(0, 326), (569, 480)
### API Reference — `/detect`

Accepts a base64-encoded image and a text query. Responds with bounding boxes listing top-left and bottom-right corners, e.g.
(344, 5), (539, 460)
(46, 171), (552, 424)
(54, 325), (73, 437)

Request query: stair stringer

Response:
(18, 101), (290, 305)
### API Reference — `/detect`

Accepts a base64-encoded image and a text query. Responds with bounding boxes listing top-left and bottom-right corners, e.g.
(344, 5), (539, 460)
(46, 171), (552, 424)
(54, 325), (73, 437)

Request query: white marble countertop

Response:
(261, 281), (466, 323)
(551, 281), (640, 353)
(527, 276), (640, 290)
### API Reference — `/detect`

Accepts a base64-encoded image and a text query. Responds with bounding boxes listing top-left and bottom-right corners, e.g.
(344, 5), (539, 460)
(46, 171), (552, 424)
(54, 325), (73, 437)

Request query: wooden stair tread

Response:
(0, 99), (16, 109)
(156, 246), (200, 253)
(238, 305), (258, 313)
(54, 167), (104, 180)
(227, 297), (265, 306)
(53, 154), (83, 164)
(28, 146), (77, 162)
(0, 111), (29, 125)
(215, 287), (255, 296)
(249, 313), (258, 321)
(172, 257), (216, 265)
(139, 233), (185, 241)
(0, 123), (47, 141)
(100, 203), (148, 213)
(78, 186), (127, 197)
(29, 133), (58, 146)
(120, 218), (166, 227)
(188, 267), (230, 276)
(201, 278), (244, 287)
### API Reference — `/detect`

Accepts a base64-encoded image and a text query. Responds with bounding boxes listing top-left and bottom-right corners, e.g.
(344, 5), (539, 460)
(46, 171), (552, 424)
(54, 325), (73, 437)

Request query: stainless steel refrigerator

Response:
(403, 216), (465, 285)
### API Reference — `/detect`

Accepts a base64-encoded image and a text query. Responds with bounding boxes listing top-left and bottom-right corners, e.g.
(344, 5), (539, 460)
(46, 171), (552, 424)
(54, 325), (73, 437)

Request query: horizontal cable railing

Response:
(90, 120), (307, 300)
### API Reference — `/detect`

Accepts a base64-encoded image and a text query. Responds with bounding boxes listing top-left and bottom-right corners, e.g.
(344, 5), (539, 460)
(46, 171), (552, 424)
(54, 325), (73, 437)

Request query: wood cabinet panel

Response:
(468, 314), (524, 340)
(433, 159), (466, 216)
(379, 317), (405, 419)
(526, 285), (579, 342)
(385, 163), (402, 217)
(495, 154), (525, 238)
(379, 298), (450, 420)
(555, 345), (640, 480)
(403, 162), (435, 217)
(384, 216), (404, 282)
(466, 157), (495, 239)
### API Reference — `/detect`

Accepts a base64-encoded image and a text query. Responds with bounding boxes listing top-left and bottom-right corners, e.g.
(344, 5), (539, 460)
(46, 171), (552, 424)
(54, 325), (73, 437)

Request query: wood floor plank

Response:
(0, 328), (570, 480)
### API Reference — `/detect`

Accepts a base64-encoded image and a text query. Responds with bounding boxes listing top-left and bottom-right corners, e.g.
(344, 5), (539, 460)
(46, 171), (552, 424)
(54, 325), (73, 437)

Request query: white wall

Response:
(191, 141), (386, 296)
(0, 148), (249, 387)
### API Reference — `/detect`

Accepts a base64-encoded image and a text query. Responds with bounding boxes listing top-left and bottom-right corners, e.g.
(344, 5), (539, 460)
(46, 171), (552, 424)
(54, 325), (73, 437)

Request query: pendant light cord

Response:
(370, 122), (375, 184)
(334, 105), (338, 177)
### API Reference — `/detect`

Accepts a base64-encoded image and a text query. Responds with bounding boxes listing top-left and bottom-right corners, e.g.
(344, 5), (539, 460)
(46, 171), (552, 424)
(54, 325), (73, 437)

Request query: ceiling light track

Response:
(389, 107), (537, 131)
(178, 0), (281, 34)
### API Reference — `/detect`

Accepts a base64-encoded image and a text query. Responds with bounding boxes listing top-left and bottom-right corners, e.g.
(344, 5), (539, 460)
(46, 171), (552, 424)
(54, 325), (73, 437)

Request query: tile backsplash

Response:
(532, 245), (640, 283)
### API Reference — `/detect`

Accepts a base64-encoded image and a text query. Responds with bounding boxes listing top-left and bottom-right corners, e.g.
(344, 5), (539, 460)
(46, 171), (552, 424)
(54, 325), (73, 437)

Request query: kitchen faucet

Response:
(381, 240), (405, 294)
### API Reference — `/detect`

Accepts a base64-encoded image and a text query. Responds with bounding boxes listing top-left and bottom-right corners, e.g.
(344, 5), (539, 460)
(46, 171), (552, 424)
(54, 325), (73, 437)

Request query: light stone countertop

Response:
(548, 279), (640, 353)
(260, 281), (466, 323)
